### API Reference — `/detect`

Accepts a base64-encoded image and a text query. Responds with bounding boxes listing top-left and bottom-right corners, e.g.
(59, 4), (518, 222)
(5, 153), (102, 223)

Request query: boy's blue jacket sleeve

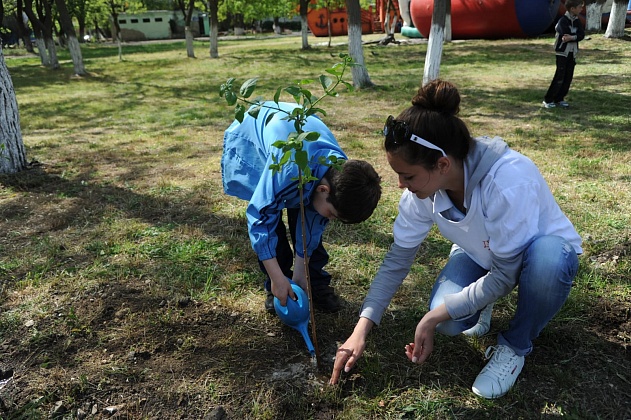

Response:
(221, 102), (346, 261)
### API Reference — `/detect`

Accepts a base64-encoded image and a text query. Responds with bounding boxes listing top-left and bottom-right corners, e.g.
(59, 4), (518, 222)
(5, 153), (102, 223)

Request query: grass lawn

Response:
(1, 30), (630, 419)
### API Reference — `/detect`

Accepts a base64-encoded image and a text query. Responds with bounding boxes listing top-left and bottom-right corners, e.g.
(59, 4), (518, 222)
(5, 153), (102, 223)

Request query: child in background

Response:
(543, 0), (585, 109)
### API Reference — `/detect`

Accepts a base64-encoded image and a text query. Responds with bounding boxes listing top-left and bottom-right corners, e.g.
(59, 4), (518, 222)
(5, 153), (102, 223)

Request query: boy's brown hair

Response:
(322, 159), (381, 224)
(564, 0), (583, 9)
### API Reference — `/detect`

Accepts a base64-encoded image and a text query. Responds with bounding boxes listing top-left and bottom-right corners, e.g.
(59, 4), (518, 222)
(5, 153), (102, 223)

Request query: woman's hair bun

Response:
(411, 79), (461, 116)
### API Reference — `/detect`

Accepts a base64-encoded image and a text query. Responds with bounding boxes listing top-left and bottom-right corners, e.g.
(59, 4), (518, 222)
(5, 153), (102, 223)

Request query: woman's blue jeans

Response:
(428, 235), (579, 356)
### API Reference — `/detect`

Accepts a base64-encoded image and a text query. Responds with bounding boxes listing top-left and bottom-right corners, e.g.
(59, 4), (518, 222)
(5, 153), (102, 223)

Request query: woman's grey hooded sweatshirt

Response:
(359, 136), (582, 325)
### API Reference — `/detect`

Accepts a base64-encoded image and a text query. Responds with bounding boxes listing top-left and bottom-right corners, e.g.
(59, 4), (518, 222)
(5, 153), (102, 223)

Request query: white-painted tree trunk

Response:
(423, 0), (447, 86)
(67, 36), (86, 75)
(444, 1), (452, 42)
(45, 37), (60, 69)
(185, 26), (195, 58)
(604, 0), (628, 38)
(300, 0), (310, 50)
(346, 0), (373, 88)
(117, 35), (122, 62)
(0, 47), (27, 174)
(586, 2), (603, 31)
(301, 15), (309, 49)
(208, 0), (219, 58)
(35, 37), (50, 66)
(55, 0), (86, 75)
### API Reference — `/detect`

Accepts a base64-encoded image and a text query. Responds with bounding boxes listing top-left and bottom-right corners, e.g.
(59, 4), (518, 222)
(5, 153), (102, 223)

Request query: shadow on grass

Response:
(0, 164), (253, 287)
(331, 287), (631, 418)
(1, 166), (629, 418)
(456, 84), (631, 153)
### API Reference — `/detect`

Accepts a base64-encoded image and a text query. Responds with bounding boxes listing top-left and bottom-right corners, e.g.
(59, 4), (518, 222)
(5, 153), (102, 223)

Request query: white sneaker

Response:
(556, 101), (570, 108)
(542, 101), (556, 109)
(462, 303), (494, 337)
(472, 345), (524, 399)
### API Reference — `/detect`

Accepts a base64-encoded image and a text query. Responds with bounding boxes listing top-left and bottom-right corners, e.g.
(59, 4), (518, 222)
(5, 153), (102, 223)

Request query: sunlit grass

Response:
(1, 30), (630, 418)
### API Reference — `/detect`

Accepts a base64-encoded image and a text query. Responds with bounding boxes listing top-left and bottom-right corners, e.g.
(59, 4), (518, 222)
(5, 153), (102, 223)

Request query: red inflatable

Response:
(410, 0), (561, 39)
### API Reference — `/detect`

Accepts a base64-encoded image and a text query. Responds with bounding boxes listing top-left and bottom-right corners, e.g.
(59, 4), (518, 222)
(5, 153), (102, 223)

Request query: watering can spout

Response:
(274, 281), (315, 356)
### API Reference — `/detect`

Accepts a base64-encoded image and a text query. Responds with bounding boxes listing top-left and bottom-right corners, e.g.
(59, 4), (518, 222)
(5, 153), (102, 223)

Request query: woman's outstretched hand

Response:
(405, 304), (450, 364)
(329, 318), (374, 385)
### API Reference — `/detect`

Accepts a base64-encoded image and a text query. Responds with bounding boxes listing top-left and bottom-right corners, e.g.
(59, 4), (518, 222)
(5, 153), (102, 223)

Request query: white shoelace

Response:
(483, 346), (519, 377)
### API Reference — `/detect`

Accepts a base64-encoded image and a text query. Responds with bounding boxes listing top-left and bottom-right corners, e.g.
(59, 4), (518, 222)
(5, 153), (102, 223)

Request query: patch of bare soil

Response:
(0, 275), (340, 419)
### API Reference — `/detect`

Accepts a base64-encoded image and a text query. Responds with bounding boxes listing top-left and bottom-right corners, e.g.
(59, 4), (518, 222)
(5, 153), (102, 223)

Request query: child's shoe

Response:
(542, 101), (556, 109)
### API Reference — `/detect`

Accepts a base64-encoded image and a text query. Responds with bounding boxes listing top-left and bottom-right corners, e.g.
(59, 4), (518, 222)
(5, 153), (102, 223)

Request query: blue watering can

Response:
(274, 282), (315, 356)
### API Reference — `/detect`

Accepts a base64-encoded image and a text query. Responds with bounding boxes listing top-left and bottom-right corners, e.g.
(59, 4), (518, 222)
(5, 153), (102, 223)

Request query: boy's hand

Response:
(561, 34), (575, 43)
(292, 277), (308, 292)
(261, 258), (297, 307)
(271, 276), (296, 307)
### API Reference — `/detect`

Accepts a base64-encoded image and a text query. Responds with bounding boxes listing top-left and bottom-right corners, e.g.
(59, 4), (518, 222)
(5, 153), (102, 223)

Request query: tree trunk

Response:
(423, 0), (447, 86)
(23, 0), (58, 68)
(0, 47), (28, 174)
(384, 0), (399, 36)
(55, 0), (86, 75)
(585, 0), (603, 31)
(67, 38), (85, 74)
(208, 0), (219, 58)
(346, 0), (373, 88)
(444, 0), (452, 42)
(185, 27), (195, 57)
(15, 0), (35, 53)
(78, 19), (86, 42)
(184, 0), (195, 58)
(604, 0), (628, 38)
(300, 0), (310, 50)
(44, 36), (59, 69)
(109, 0), (123, 61)
(35, 36), (49, 66)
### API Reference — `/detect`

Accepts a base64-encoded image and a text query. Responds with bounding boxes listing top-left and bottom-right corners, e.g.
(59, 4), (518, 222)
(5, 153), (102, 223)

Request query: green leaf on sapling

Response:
(265, 112), (276, 126)
(295, 150), (309, 168)
(248, 105), (262, 119)
(235, 103), (245, 123)
(319, 75), (333, 90)
(240, 78), (258, 98)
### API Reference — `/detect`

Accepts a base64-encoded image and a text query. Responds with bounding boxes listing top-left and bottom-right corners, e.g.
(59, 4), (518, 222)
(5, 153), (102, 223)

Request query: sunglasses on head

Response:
(383, 115), (447, 157)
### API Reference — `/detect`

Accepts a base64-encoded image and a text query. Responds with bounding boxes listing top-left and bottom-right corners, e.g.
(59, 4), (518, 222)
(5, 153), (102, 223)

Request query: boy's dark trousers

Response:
(545, 52), (576, 103)
(259, 208), (331, 294)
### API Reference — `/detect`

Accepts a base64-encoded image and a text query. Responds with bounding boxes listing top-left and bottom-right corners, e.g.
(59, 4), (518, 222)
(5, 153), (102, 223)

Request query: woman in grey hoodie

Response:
(330, 79), (582, 399)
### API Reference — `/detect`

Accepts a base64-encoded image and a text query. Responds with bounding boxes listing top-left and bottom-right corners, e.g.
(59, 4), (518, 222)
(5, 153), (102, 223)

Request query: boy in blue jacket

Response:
(543, 0), (585, 109)
(222, 102), (382, 313)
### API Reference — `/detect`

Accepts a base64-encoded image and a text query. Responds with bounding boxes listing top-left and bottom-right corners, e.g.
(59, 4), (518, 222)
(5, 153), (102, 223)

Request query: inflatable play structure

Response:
(397, 0), (423, 38)
(306, 4), (375, 37)
(409, 0), (561, 39)
(306, 0), (630, 39)
(306, 0), (404, 37)
(406, 0), (631, 40)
